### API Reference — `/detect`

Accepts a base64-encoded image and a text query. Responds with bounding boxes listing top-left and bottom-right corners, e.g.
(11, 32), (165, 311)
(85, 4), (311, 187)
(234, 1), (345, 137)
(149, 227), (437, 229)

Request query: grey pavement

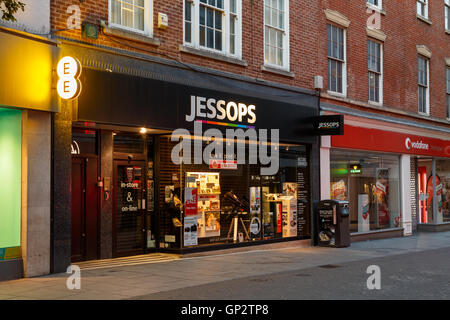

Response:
(0, 231), (449, 300)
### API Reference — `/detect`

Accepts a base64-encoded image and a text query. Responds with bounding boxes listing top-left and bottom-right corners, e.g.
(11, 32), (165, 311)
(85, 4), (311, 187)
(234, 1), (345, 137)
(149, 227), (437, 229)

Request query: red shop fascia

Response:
(332, 125), (450, 158)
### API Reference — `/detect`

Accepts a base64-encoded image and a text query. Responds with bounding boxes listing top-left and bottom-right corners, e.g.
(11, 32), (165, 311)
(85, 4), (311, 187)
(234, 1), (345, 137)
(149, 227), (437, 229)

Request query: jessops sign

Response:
(171, 95), (279, 175)
(186, 95), (256, 127)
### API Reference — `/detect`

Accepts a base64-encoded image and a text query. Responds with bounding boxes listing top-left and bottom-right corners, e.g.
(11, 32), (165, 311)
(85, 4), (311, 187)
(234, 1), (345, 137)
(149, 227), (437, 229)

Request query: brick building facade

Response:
(47, 0), (450, 269)
(1, 1), (449, 279)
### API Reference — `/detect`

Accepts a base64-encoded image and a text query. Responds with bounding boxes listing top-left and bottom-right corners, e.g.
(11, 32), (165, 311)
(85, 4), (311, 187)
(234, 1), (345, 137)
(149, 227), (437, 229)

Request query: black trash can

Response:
(317, 200), (350, 248)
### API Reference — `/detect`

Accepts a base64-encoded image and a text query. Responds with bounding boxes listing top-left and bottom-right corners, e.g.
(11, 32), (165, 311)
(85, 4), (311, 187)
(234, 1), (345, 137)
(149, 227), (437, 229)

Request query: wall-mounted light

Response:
(140, 127), (147, 134)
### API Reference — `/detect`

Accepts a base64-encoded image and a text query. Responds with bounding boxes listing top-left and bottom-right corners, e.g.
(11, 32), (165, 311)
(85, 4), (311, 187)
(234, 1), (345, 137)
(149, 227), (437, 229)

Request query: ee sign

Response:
(57, 56), (82, 100)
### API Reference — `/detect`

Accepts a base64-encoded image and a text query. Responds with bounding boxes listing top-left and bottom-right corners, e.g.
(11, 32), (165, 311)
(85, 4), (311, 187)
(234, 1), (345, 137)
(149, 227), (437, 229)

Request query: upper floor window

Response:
(417, 0), (428, 19)
(264, 0), (290, 69)
(327, 24), (346, 95)
(446, 67), (450, 118)
(184, 0), (241, 57)
(367, 0), (382, 10)
(368, 40), (383, 103)
(445, 0), (450, 31)
(418, 56), (429, 114)
(110, 0), (152, 35)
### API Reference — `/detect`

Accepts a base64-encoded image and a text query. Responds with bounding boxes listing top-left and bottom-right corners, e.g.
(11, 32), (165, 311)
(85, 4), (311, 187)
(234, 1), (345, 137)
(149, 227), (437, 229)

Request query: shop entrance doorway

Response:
(113, 160), (153, 257)
(71, 156), (99, 262)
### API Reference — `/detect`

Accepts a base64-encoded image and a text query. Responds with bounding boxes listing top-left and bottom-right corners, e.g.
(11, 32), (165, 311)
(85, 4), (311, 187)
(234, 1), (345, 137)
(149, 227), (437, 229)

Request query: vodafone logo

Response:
(405, 137), (429, 151)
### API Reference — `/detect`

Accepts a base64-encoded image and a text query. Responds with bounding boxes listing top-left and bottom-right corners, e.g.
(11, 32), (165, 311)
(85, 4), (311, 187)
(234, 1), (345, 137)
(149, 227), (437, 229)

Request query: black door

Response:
(71, 156), (99, 262)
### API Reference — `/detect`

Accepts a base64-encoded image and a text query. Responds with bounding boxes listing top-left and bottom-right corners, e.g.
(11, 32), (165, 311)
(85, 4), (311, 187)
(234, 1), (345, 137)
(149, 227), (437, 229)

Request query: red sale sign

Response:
(184, 188), (198, 216)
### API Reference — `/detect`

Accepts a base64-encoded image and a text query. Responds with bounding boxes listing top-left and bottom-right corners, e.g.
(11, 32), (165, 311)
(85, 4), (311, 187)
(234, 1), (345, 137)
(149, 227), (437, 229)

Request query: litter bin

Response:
(317, 200), (350, 248)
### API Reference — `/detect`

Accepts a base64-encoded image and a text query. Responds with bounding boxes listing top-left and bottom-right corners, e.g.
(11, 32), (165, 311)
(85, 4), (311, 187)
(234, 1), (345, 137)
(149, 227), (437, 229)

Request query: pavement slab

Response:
(0, 231), (448, 300)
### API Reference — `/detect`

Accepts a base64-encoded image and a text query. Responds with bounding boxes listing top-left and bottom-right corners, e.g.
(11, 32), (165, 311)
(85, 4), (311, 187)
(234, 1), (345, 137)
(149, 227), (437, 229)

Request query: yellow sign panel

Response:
(57, 56), (82, 100)
(0, 30), (58, 112)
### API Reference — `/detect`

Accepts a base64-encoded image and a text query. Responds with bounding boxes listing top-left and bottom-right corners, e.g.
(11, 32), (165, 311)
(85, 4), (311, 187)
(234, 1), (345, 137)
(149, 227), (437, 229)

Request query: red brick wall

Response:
(319, 0), (450, 122)
(50, 1), (450, 123)
(50, 0), (319, 91)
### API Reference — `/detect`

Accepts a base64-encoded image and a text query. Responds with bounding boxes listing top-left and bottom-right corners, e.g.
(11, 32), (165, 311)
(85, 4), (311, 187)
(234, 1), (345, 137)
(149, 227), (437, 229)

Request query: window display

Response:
(436, 159), (450, 223)
(420, 158), (450, 224)
(186, 172), (221, 238)
(158, 137), (310, 250)
(330, 149), (401, 233)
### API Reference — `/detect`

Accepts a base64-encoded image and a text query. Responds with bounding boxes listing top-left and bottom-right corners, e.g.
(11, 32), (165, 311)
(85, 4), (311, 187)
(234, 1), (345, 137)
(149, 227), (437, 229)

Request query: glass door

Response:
(113, 161), (147, 257)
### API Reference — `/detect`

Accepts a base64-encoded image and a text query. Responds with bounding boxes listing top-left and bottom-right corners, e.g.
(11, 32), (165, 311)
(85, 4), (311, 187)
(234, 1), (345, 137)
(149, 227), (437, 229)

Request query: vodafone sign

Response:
(332, 125), (450, 158)
(405, 138), (429, 151)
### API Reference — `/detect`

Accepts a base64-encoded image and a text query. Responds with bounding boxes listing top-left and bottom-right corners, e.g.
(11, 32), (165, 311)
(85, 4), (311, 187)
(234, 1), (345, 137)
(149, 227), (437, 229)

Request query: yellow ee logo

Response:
(57, 56), (82, 100)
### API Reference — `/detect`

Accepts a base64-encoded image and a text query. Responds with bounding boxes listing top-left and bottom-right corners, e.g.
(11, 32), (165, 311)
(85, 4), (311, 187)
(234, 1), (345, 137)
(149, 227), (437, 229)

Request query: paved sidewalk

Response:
(0, 231), (449, 300)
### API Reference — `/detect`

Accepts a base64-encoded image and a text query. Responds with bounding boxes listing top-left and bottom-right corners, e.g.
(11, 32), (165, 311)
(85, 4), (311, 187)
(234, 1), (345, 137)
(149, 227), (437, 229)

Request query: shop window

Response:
(446, 0), (450, 31)
(110, 0), (153, 36)
(327, 24), (346, 95)
(368, 40), (383, 104)
(184, 0), (242, 58)
(264, 0), (290, 69)
(0, 108), (21, 251)
(447, 67), (450, 119)
(436, 160), (450, 223)
(367, 0), (382, 10)
(418, 56), (429, 114)
(419, 159), (450, 224)
(157, 136), (309, 250)
(330, 150), (401, 233)
(417, 0), (428, 19)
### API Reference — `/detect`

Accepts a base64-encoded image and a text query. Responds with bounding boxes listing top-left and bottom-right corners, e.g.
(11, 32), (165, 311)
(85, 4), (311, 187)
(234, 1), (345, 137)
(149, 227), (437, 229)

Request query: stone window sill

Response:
(103, 26), (161, 46)
(326, 90), (347, 99)
(416, 14), (432, 25)
(446, 30), (450, 35)
(179, 45), (248, 67)
(261, 65), (295, 78)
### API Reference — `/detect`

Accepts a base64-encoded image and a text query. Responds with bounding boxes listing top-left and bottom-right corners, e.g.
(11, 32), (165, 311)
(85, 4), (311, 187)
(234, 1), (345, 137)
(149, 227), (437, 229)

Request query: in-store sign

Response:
(57, 56), (82, 100)
(350, 164), (362, 174)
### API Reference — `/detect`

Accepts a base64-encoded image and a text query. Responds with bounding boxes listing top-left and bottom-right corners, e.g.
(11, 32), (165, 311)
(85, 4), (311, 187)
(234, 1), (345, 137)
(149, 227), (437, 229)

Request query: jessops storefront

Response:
(60, 44), (320, 260)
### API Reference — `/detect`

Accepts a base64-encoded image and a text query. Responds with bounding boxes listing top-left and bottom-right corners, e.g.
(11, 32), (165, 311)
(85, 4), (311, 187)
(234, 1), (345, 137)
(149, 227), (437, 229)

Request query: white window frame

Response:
(108, 0), (153, 37)
(183, 0), (242, 59)
(368, 39), (383, 105)
(418, 56), (430, 115)
(417, 0), (428, 19)
(263, 0), (290, 71)
(445, 0), (450, 31)
(327, 24), (347, 97)
(367, 0), (382, 10)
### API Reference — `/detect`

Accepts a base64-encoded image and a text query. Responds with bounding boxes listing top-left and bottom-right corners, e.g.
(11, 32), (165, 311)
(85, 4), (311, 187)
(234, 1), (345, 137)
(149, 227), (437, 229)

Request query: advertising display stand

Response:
(358, 194), (370, 232)
(317, 200), (350, 247)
